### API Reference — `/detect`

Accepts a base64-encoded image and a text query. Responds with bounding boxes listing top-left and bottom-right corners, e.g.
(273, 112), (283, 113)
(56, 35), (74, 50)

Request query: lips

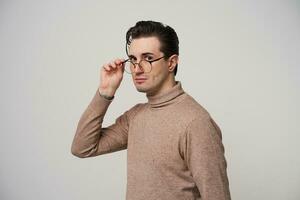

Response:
(135, 77), (147, 84)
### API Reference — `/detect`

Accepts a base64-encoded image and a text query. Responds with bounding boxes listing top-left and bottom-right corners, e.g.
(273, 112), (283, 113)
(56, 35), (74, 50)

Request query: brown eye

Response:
(145, 56), (153, 61)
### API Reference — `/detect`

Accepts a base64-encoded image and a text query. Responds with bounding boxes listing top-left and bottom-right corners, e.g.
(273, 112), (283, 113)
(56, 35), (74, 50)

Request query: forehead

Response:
(128, 36), (162, 56)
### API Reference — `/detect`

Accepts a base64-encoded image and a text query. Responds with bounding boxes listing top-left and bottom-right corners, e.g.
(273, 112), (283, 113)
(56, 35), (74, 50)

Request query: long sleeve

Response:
(183, 116), (231, 200)
(71, 88), (135, 158)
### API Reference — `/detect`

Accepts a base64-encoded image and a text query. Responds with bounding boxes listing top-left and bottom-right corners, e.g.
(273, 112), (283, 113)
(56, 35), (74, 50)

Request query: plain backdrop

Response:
(1, 0), (299, 200)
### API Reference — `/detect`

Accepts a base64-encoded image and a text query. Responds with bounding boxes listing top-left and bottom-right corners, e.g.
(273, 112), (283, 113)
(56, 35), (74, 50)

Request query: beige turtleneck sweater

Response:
(71, 81), (231, 200)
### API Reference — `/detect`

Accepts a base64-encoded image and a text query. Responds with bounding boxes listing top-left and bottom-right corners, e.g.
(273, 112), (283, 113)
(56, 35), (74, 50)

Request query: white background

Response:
(1, 0), (299, 199)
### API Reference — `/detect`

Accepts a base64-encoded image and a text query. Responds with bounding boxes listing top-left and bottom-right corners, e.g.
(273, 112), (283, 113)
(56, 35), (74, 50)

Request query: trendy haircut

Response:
(126, 20), (179, 76)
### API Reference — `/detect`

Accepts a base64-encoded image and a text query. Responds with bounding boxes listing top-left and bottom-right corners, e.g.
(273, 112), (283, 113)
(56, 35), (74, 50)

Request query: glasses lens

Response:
(124, 60), (152, 74)
(139, 60), (151, 73)
(124, 61), (134, 74)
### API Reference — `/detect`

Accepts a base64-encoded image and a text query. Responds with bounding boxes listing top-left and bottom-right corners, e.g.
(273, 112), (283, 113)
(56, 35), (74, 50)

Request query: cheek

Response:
(151, 70), (163, 82)
(151, 64), (168, 79)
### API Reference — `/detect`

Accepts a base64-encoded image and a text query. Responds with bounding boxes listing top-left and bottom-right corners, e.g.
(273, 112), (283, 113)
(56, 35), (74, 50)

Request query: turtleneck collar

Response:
(146, 81), (185, 108)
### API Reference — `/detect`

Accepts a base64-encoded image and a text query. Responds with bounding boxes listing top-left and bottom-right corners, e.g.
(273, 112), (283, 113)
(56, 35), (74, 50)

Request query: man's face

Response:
(128, 36), (171, 96)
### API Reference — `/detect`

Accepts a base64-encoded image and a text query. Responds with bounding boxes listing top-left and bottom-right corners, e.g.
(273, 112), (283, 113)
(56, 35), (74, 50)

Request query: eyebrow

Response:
(128, 52), (155, 59)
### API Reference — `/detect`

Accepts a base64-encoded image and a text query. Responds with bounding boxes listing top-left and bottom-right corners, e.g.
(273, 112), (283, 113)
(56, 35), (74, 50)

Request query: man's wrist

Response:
(98, 88), (114, 100)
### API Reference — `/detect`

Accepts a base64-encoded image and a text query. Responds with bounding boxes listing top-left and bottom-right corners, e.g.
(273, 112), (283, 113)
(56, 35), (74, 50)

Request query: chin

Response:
(135, 85), (148, 93)
(133, 79), (158, 94)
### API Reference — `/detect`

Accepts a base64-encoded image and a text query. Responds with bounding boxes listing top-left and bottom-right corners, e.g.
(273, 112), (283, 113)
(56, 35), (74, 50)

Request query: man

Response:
(71, 20), (231, 200)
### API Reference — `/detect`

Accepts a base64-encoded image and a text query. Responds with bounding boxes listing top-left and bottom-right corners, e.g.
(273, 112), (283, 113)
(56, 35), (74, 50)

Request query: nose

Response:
(133, 63), (144, 74)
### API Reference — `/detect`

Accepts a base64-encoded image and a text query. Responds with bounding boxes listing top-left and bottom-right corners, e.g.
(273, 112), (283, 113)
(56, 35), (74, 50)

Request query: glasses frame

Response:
(122, 56), (165, 74)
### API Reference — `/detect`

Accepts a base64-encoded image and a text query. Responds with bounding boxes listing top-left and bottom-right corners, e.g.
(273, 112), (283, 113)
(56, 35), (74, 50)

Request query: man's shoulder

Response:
(179, 93), (222, 133)
(180, 93), (210, 117)
(170, 92), (213, 127)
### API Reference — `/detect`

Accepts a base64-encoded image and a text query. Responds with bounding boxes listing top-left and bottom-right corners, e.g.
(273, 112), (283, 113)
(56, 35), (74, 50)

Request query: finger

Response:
(102, 64), (111, 71)
(109, 61), (117, 69)
(115, 58), (125, 65)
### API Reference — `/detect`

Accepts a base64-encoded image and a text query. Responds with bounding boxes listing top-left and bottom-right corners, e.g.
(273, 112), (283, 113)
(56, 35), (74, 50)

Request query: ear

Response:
(167, 54), (179, 72)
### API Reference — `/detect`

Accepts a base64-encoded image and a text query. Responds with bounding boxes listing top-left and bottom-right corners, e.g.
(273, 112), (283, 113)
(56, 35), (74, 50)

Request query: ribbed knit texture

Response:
(71, 81), (231, 200)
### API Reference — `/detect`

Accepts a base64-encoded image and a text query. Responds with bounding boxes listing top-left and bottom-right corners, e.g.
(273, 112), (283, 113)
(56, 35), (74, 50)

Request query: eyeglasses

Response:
(122, 56), (165, 74)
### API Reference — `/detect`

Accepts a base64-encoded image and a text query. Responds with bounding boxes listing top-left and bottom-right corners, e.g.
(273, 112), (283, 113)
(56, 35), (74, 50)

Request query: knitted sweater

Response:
(71, 81), (231, 200)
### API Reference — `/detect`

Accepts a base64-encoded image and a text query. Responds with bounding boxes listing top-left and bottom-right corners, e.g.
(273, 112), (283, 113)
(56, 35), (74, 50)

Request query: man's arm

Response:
(71, 88), (134, 158)
(71, 58), (129, 158)
(184, 116), (231, 200)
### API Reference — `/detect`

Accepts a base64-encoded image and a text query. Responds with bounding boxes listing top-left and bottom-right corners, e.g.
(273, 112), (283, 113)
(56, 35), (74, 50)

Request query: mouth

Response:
(135, 77), (147, 84)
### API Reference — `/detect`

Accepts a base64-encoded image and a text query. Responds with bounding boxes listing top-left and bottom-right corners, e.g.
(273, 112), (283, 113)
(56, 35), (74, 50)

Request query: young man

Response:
(71, 20), (231, 200)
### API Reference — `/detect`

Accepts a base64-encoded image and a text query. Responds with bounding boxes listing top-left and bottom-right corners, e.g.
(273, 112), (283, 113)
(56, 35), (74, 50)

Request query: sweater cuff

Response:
(98, 88), (114, 100)
(88, 88), (114, 113)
